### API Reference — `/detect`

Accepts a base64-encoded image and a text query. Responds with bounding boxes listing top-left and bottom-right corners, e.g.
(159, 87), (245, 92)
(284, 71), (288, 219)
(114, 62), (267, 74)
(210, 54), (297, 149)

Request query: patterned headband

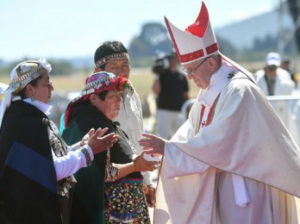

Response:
(81, 72), (120, 96)
(9, 59), (51, 93)
(64, 71), (132, 128)
(95, 52), (129, 68)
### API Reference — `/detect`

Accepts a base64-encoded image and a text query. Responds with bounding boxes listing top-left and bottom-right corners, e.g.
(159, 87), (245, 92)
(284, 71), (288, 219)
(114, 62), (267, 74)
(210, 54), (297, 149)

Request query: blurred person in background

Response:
(152, 51), (189, 139)
(62, 72), (158, 224)
(256, 52), (296, 129)
(92, 41), (156, 207)
(256, 52), (295, 96)
(0, 60), (117, 224)
(281, 58), (297, 86)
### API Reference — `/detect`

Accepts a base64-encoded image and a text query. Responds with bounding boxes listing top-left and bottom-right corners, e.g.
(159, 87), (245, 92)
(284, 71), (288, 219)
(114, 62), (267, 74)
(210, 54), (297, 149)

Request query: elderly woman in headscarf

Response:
(62, 71), (159, 224)
(0, 59), (117, 224)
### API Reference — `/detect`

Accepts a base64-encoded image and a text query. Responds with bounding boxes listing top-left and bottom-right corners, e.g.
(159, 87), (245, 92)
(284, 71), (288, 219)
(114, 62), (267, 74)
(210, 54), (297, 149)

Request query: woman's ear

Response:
(25, 84), (34, 98)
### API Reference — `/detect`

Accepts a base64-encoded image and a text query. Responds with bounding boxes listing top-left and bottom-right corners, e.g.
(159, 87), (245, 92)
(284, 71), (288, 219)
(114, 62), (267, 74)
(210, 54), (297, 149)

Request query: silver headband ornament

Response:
(9, 59), (52, 93)
(95, 53), (129, 68)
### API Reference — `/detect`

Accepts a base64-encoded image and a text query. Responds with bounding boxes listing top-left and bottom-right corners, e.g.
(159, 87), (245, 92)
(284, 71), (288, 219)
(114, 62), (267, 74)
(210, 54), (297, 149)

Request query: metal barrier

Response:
(266, 95), (300, 146)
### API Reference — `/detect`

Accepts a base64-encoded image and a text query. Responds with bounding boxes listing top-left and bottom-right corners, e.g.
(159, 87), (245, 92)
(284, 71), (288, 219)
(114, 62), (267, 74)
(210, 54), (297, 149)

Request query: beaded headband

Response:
(64, 71), (131, 128)
(80, 72), (126, 96)
(95, 52), (129, 68)
(0, 59), (51, 128)
(9, 59), (51, 93)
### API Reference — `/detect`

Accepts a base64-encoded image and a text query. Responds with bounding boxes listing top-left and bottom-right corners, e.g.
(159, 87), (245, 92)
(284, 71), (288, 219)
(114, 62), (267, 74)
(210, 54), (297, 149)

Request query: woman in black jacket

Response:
(0, 60), (117, 224)
(62, 71), (158, 224)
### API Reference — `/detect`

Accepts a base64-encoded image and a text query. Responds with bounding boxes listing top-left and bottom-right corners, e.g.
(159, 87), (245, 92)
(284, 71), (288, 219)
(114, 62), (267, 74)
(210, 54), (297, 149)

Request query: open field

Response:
(0, 68), (201, 99)
(2, 60), (296, 99)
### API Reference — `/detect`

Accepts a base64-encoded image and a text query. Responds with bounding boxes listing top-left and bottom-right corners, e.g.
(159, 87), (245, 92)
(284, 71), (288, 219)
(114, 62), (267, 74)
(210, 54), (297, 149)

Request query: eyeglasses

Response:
(183, 57), (208, 76)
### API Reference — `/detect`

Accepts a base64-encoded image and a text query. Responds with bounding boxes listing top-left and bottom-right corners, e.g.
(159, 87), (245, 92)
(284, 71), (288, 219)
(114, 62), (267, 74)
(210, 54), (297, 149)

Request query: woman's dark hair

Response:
(94, 41), (128, 70)
(18, 75), (43, 99)
(97, 90), (108, 101)
(83, 90), (108, 108)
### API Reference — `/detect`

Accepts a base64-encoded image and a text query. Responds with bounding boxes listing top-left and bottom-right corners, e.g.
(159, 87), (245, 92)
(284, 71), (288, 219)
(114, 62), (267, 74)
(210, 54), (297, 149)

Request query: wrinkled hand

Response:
(87, 128), (118, 154)
(133, 152), (159, 172)
(138, 133), (166, 156)
(81, 128), (95, 146)
(143, 185), (156, 207)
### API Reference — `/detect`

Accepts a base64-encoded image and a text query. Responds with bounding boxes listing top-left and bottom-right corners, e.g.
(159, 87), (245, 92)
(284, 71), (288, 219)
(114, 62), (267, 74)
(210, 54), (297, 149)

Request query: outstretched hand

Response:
(81, 128), (96, 146)
(138, 133), (166, 156)
(87, 128), (118, 154)
(133, 151), (160, 172)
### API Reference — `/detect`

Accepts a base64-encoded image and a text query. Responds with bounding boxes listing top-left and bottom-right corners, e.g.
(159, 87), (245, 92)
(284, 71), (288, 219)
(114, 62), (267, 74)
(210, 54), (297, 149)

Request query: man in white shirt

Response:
(256, 52), (294, 96)
(256, 52), (296, 134)
(139, 2), (300, 223)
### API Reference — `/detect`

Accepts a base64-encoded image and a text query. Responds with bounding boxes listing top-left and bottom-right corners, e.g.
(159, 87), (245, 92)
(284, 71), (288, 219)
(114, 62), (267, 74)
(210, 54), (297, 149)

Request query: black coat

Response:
(62, 103), (142, 224)
(0, 100), (61, 224)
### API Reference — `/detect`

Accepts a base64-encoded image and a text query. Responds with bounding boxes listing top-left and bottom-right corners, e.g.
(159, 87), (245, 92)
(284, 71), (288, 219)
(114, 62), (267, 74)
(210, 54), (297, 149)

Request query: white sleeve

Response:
(164, 142), (209, 179)
(53, 145), (94, 181)
(68, 142), (81, 151)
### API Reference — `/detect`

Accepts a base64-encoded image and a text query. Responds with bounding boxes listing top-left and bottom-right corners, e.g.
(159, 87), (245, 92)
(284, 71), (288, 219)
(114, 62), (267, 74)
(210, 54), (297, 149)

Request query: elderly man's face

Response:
(183, 57), (213, 89)
(104, 58), (130, 79)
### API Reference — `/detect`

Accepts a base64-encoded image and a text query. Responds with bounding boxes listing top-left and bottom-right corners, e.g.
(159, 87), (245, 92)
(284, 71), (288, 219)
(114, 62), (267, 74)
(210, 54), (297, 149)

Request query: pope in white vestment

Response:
(153, 61), (300, 224)
(139, 2), (300, 224)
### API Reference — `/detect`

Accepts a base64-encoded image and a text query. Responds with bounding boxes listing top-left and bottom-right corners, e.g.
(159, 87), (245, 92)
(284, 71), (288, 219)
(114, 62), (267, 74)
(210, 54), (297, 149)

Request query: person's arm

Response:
(53, 128), (117, 181)
(68, 142), (81, 151)
(152, 78), (160, 96)
(52, 145), (94, 180)
(139, 131), (210, 178)
(104, 152), (159, 182)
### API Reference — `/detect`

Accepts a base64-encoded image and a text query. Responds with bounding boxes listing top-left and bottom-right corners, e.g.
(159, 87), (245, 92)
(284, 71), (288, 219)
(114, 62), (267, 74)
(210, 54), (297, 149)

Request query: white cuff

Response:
(69, 142), (81, 151)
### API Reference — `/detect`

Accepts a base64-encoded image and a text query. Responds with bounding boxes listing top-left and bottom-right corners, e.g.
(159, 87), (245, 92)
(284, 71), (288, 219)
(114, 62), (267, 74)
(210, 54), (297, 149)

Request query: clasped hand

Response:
(82, 128), (118, 154)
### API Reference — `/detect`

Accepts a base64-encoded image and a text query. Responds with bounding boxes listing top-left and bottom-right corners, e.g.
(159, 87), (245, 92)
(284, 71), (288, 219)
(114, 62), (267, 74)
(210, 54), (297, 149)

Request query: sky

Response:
(0, 0), (279, 61)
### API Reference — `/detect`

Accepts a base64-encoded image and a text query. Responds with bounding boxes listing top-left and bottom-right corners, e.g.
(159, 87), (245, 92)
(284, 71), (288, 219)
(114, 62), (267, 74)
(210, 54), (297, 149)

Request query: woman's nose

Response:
(49, 82), (54, 91)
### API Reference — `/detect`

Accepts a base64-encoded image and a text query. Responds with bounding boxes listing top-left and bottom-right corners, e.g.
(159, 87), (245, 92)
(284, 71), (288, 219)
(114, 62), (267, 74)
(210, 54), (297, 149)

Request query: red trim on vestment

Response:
(198, 97), (219, 132)
(198, 105), (206, 132)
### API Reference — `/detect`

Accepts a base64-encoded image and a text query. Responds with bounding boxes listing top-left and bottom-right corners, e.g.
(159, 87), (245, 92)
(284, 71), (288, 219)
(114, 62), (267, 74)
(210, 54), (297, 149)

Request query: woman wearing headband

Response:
(0, 59), (117, 224)
(62, 71), (158, 224)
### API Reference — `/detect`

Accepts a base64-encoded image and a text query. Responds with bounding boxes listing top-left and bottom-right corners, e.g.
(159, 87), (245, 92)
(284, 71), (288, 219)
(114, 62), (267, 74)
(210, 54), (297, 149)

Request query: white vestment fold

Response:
(154, 67), (300, 224)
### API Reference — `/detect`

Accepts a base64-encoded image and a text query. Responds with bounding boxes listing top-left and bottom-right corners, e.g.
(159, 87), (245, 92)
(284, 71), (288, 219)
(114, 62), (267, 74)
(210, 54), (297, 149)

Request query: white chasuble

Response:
(154, 64), (300, 224)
